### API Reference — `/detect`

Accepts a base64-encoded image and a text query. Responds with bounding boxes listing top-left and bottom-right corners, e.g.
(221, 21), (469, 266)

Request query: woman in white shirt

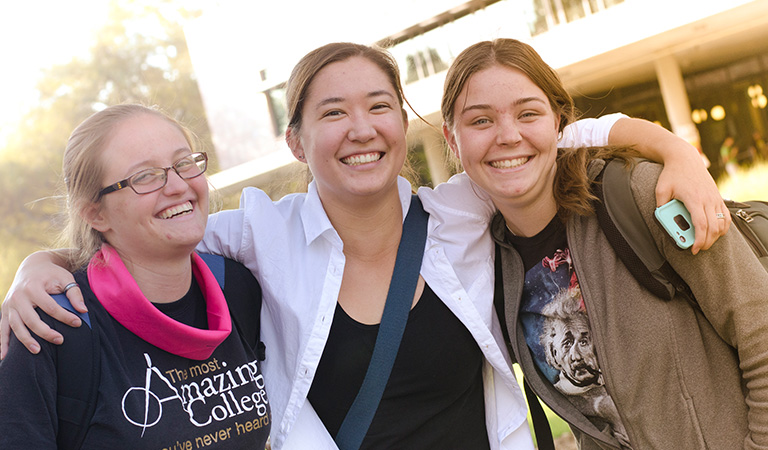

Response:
(1, 42), (728, 450)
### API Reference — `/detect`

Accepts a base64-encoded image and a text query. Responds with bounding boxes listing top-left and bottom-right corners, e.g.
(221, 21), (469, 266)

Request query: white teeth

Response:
(158, 201), (193, 219)
(341, 152), (382, 166)
(490, 157), (528, 169)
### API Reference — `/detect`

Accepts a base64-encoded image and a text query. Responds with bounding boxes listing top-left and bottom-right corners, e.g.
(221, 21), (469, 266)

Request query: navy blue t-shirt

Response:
(0, 258), (270, 449)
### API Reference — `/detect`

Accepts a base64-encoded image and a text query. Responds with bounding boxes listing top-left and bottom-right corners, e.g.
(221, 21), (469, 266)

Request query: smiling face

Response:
(444, 64), (561, 215)
(87, 113), (208, 262)
(287, 56), (408, 205)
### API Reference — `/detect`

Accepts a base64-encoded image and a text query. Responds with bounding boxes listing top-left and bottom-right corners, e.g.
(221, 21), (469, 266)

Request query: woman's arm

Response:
(1, 250), (83, 358)
(608, 117), (730, 254)
(1, 195), (254, 358)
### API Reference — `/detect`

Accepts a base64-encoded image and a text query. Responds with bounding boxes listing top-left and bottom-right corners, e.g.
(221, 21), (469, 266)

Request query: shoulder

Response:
(627, 159), (663, 215)
(419, 172), (495, 221)
(222, 257), (262, 306)
(223, 258), (260, 289)
(589, 157), (661, 213)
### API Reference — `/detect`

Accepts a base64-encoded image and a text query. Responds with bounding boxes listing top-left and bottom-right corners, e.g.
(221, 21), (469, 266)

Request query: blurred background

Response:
(3, 1), (768, 446)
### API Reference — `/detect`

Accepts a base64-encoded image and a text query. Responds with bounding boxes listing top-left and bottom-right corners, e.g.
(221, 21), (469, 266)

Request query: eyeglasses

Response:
(98, 152), (208, 198)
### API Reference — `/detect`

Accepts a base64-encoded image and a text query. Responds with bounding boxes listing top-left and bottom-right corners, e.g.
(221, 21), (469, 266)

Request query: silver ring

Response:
(63, 282), (79, 293)
(716, 212), (726, 219)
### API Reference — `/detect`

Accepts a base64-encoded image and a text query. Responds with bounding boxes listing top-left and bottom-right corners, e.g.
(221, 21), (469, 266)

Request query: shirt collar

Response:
(299, 176), (414, 246)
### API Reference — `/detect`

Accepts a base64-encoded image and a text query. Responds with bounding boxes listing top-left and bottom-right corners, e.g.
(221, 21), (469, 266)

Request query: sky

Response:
(0, 1), (109, 144)
(0, 0), (458, 147)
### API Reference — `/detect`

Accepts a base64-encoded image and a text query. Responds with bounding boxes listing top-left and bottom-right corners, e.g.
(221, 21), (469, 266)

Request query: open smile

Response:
(341, 152), (383, 166)
(489, 156), (530, 169)
(157, 201), (194, 219)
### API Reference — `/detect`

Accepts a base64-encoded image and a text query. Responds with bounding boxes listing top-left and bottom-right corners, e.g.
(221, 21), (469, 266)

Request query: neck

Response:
(116, 251), (193, 303)
(496, 195), (558, 238)
(321, 185), (404, 262)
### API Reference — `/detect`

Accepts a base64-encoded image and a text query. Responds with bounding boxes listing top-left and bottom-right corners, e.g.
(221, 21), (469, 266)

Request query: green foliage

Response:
(0, 0), (211, 298)
(513, 364), (574, 444)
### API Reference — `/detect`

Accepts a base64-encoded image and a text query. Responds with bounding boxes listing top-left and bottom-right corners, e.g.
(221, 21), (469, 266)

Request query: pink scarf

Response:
(88, 244), (231, 360)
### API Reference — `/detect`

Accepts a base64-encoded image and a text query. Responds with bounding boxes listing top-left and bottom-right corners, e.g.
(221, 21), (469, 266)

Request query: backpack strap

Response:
(198, 252), (264, 360)
(53, 293), (99, 450)
(594, 159), (694, 303)
(335, 195), (429, 450)
(199, 252), (225, 288)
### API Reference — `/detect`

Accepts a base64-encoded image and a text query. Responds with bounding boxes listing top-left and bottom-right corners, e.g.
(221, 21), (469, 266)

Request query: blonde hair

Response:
(59, 104), (199, 268)
(442, 39), (637, 221)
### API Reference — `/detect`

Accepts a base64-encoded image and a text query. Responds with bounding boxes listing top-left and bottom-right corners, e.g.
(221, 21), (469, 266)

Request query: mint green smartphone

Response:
(654, 199), (695, 249)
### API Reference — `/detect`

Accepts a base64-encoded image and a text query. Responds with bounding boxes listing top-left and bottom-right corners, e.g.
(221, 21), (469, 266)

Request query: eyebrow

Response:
(460, 96), (548, 115)
(315, 90), (396, 108)
(125, 147), (192, 174)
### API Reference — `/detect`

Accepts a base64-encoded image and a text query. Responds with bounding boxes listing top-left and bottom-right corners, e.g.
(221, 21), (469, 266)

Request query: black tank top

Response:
(307, 283), (490, 449)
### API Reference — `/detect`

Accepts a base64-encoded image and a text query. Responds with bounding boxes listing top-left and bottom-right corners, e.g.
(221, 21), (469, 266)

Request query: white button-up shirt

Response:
(197, 114), (624, 449)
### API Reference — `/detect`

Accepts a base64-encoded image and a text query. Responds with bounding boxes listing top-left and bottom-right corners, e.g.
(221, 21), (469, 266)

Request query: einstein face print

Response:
(540, 284), (603, 391)
(516, 232), (630, 447)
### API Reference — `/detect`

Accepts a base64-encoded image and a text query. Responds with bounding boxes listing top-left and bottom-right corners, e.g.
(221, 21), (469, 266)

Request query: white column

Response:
(654, 54), (701, 150)
(421, 129), (451, 185)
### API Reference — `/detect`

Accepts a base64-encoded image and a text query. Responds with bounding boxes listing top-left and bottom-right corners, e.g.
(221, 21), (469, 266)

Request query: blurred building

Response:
(185, 0), (768, 194)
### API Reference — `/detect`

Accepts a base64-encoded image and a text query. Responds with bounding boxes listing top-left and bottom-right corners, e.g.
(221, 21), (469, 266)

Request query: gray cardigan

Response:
(493, 159), (768, 449)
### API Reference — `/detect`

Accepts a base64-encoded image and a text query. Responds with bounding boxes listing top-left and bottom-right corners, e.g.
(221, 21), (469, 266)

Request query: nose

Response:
(568, 344), (584, 362)
(497, 116), (522, 146)
(347, 115), (376, 143)
(162, 168), (188, 194)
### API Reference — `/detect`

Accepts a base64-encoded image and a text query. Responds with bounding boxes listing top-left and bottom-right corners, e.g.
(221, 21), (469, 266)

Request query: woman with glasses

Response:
(0, 104), (270, 449)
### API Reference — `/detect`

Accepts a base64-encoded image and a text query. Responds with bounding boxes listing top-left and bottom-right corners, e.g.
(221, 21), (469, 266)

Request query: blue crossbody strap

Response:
(51, 294), (91, 329)
(198, 252), (226, 288)
(335, 195), (430, 450)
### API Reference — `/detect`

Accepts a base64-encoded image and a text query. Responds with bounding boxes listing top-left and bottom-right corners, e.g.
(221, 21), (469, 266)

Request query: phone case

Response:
(654, 199), (695, 249)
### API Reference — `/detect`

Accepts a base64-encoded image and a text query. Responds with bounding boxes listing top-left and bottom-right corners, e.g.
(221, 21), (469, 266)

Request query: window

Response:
(527, 0), (624, 36)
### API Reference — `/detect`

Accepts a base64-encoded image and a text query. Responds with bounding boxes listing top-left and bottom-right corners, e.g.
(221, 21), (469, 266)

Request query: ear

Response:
(81, 201), (111, 233)
(442, 123), (460, 159)
(401, 108), (409, 135)
(285, 127), (307, 163)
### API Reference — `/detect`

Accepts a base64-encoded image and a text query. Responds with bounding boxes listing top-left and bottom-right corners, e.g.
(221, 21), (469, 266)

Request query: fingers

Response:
(654, 154), (727, 255)
(36, 289), (82, 330)
(7, 308), (46, 354)
(689, 198), (730, 254)
(65, 284), (88, 314)
(13, 292), (71, 347)
(1, 280), (81, 357)
(688, 202), (714, 255)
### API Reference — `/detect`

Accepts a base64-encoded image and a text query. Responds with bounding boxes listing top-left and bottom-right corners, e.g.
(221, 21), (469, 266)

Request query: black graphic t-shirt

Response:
(0, 258), (270, 450)
(505, 218), (631, 448)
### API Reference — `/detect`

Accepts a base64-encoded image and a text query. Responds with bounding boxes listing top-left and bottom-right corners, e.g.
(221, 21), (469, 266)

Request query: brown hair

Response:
(284, 42), (422, 186)
(442, 38), (636, 221)
(59, 104), (199, 268)
(286, 42), (407, 133)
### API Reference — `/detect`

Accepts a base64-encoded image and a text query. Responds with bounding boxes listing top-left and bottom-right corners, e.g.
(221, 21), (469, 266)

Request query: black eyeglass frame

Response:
(98, 152), (208, 199)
